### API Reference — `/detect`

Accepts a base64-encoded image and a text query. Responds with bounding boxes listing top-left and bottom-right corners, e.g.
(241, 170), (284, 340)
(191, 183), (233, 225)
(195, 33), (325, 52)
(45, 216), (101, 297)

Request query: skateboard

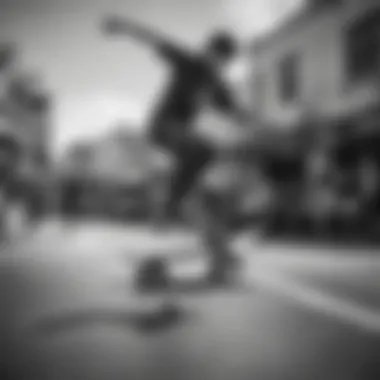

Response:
(134, 252), (253, 294)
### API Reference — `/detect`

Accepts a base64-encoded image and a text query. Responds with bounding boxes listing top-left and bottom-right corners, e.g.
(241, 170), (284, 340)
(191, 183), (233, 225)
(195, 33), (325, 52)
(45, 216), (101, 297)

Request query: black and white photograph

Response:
(0, 0), (379, 379)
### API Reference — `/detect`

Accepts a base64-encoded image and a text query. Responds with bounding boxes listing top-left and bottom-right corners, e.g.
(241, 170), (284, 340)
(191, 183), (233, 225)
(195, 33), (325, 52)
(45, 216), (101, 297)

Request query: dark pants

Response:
(158, 135), (215, 217)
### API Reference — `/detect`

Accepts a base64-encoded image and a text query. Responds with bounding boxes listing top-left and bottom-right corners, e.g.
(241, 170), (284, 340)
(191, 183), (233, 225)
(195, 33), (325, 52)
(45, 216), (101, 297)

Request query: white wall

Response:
(252, 0), (379, 128)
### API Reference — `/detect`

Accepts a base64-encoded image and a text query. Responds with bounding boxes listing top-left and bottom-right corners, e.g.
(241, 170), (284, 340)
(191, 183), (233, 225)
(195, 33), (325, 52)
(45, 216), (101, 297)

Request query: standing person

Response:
(0, 131), (21, 244)
(103, 16), (249, 283)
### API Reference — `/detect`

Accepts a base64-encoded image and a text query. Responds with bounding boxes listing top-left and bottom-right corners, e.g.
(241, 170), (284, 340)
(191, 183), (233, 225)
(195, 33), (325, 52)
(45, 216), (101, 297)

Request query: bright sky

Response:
(0, 0), (303, 155)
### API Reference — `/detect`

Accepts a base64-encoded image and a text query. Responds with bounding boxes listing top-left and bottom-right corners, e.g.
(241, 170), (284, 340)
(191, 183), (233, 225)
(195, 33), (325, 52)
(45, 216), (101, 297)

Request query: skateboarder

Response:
(103, 16), (249, 283)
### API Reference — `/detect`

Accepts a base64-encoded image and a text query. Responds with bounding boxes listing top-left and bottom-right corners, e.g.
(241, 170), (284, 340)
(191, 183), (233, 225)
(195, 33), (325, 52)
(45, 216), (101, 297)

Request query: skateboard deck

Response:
(134, 253), (254, 294)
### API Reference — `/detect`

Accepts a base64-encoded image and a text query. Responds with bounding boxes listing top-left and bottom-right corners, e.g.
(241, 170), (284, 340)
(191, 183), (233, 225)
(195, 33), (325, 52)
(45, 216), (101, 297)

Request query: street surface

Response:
(1, 219), (380, 380)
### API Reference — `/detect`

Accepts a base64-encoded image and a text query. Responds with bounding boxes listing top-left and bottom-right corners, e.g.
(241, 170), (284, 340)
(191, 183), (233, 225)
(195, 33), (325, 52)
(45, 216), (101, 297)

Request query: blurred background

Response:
(2, 0), (380, 240)
(1, 1), (380, 380)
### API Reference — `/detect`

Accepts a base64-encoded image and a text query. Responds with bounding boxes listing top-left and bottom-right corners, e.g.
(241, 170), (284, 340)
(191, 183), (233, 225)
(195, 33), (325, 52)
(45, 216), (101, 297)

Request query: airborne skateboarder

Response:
(103, 16), (249, 283)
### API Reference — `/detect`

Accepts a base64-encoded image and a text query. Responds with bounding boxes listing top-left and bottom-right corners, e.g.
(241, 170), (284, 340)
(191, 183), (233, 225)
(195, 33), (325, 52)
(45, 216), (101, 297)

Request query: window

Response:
(0, 45), (13, 72)
(278, 53), (300, 102)
(346, 9), (380, 82)
(32, 149), (48, 167)
(27, 94), (49, 112)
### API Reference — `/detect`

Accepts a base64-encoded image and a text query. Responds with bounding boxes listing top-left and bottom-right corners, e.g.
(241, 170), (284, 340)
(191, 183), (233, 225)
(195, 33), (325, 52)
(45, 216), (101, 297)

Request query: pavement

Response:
(1, 219), (380, 380)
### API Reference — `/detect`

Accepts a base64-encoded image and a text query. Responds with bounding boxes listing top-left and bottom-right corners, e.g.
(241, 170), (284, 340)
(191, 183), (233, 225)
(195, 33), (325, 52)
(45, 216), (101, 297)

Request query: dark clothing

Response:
(334, 140), (361, 170)
(165, 136), (215, 216)
(0, 135), (21, 199)
(149, 43), (236, 214)
(0, 168), (17, 197)
(0, 167), (11, 187)
(0, 174), (26, 206)
(150, 43), (236, 149)
(263, 155), (304, 184)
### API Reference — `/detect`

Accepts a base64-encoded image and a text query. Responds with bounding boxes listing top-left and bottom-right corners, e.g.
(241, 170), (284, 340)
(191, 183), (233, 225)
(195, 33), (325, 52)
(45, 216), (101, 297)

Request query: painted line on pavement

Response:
(168, 258), (380, 334)
(234, 237), (380, 273)
(252, 267), (380, 334)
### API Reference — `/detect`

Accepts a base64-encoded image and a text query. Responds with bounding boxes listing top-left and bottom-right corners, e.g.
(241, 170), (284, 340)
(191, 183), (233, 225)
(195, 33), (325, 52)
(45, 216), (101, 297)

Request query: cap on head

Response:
(207, 31), (237, 59)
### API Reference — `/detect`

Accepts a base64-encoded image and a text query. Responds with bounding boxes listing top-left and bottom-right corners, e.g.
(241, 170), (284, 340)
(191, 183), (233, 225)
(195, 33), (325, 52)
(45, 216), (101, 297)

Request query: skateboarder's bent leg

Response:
(197, 186), (236, 272)
(157, 135), (235, 282)
(165, 136), (215, 218)
(172, 138), (235, 279)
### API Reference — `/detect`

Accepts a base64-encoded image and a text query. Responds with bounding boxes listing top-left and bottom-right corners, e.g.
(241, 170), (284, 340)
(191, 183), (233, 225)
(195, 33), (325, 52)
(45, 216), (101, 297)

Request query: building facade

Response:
(252, 0), (380, 129)
(57, 128), (155, 218)
(89, 128), (153, 185)
(250, 0), (380, 236)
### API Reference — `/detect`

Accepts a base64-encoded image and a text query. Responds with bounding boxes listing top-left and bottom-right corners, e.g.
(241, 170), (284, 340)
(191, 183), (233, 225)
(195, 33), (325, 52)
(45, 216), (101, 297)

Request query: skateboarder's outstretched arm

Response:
(102, 15), (191, 64)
